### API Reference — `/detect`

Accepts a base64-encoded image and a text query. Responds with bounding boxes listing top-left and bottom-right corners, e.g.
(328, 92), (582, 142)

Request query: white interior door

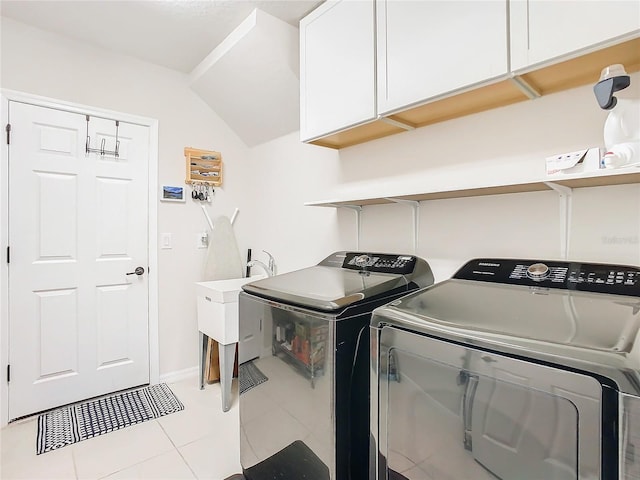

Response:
(8, 101), (150, 420)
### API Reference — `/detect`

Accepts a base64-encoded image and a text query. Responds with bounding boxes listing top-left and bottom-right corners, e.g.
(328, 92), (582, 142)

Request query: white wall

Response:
(233, 67), (640, 287)
(237, 131), (345, 273)
(0, 17), (343, 380)
(0, 18), (245, 377)
(2, 15), (639, 382)
(257, 72), (640, 282)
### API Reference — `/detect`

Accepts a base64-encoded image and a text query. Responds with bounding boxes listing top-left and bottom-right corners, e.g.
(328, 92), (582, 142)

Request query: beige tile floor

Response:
(0, 377), (242, 480)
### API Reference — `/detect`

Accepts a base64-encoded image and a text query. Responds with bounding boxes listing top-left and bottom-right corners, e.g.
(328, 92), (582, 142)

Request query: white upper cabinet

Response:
(300, 0), (376, 142)
(299, 0), (639, 148)
(377, 0), (509, 116)
(510, 0), (640, 72)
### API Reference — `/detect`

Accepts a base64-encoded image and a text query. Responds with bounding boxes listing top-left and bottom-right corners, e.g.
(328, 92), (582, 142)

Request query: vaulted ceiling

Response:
(0, 1), (322, 73)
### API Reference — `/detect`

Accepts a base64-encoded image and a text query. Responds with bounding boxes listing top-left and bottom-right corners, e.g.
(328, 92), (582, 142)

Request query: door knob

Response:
(126, 267), (145, 276)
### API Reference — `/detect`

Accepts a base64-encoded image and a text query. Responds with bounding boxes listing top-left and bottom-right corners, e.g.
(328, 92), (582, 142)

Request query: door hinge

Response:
(5, 123), (10, 145)
(6, 246), (9, 264)
(7, 365), (10, 383)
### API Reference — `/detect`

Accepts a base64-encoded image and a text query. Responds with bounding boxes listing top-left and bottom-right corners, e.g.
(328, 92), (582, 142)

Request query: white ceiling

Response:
(0, 0), (323, 73)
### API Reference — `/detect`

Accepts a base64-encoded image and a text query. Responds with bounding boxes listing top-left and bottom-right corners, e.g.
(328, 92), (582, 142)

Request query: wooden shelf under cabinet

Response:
(185, 147), (223, 187)
(519, 37), (640, 96)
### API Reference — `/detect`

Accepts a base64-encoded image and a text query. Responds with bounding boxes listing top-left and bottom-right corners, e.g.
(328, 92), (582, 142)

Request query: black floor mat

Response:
(243, 440), (330, 480)
(389, 469), (410, 480)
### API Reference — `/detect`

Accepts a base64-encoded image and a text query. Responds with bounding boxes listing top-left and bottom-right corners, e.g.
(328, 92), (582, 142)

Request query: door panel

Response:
(510, 0), (640, 71)
(8, 102), (150, 419)
(96, 284), (133, 368)
(36, 288), (78, 380)
(96, 178), (129, 255)
(37, 172), (78, 258)
(378, 0), (508, 115)
(300, 0), (376, 141)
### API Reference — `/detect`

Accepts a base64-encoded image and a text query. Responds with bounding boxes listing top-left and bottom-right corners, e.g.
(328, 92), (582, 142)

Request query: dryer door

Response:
(376, 327), (603, 480)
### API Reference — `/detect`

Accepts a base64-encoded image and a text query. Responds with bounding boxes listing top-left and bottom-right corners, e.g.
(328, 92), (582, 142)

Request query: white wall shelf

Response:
(305, 169), (640, 208)
(306, 169), (640, 256)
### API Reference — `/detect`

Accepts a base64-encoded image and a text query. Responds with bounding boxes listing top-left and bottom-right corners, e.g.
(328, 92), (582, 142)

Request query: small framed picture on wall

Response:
(160, 185), (185, 202)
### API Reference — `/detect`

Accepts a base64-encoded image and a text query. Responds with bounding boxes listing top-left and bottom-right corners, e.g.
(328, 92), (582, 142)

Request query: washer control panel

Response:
(342, 252), (417, 275)
(454, 258), (640, 296)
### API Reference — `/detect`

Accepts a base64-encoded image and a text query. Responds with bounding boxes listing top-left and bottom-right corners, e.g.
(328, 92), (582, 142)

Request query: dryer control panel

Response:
(342, 252), (417, 275)
(454, 258), (640, 297)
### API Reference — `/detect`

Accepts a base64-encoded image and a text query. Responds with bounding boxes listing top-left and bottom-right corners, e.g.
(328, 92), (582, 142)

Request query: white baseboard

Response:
(159, 366), (198, 385)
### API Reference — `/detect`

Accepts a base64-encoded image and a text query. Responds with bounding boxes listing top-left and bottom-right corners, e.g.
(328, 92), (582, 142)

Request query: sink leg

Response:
(199, 331), (207, 390)
(220, 342), (236, 412)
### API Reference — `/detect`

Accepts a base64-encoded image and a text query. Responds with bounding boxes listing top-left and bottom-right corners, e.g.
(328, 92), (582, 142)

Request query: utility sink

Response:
(195, 274), (266, 412)
(195, 275), (265, 344)
(197, 276), (264, 304)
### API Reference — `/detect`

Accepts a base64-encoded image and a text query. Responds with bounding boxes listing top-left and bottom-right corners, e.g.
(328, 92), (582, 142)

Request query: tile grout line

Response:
(156, 418), (200, 479)
(74, 420), (178, 479)
(71, 443), (80, 480)
(90, 419), (185, 480)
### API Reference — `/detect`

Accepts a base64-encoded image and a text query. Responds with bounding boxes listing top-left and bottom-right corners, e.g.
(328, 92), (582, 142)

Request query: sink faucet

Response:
(262, 250), (277, 276)
(247, 259), (274, 277)
(247, 250), (277, 277)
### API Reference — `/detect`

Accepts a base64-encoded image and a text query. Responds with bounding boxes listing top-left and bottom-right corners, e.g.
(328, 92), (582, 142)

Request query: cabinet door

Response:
(510, 0), (640, 72)
(300, 0), (376, 142)
(377, 0), (508, 115)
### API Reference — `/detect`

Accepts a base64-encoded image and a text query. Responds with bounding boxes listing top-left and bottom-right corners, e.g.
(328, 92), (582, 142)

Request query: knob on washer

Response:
(354, 254), (371, 267)
(527, 263), (549, 280)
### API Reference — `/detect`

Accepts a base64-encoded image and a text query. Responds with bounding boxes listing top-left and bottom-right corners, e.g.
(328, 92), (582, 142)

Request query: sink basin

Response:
(195, 274), (266, 412)
(196, 275), (265, 304)
(195, 275), (265, 344)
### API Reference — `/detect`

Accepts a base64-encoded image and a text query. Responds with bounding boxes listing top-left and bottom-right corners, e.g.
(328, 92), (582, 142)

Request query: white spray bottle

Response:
(594, 64), (640, 168)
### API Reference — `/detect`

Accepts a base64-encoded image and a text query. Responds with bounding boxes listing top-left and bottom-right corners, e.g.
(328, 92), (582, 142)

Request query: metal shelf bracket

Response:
(385, 198), (420, 254)
(544, 182), (573, 259)
(328, 204), (362, 250)
(509, 75), (542, 100)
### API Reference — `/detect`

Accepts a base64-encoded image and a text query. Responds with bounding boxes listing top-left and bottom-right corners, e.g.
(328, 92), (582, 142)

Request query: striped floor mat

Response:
(36, 383), (183, 454)
(239, 361), (268, 395)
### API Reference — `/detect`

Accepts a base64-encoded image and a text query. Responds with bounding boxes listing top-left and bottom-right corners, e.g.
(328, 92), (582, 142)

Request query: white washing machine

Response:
(370, 258), (640, 480)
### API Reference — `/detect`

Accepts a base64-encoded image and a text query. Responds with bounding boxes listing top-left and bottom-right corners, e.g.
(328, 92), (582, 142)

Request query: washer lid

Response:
(374, 278), (640, 393)
(384, 279), (640, 352)
(242, 265), (409, 312)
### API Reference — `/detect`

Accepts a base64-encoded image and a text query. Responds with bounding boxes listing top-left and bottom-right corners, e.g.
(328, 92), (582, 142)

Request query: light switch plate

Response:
(161, 233), (172, 249)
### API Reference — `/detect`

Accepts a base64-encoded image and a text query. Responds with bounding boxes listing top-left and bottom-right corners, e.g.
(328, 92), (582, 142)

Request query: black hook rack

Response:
(85, 115), (120, 157)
